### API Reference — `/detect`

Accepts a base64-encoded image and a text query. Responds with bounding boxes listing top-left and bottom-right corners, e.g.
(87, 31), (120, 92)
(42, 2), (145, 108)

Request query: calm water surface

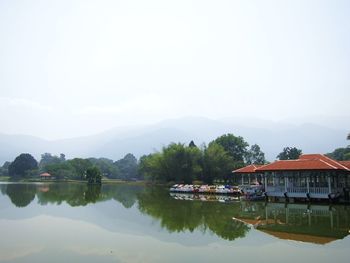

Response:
(0, 182), (349, 263)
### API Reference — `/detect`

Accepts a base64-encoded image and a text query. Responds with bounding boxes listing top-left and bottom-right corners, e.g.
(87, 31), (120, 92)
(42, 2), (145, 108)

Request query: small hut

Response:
(40, 172), (52, 180)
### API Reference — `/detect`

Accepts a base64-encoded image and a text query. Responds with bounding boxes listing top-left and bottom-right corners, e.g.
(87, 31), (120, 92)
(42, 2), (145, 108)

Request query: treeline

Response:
(139, 134), (266, 184)
(0, 133), (266, 183)
(3, 131), (347, 183)
(0, 152), (140, 181)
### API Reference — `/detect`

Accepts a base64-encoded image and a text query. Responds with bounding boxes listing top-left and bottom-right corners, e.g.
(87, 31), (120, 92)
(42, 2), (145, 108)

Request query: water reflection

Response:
(6, 184), (36, 208)
(138, 187), (249, 240)
(235, 202), (350, 244)
(0, 183), (349, 244)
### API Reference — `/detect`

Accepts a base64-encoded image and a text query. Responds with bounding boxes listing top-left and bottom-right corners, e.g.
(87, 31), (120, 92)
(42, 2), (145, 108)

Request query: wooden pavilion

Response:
(233, 154), (350, 200)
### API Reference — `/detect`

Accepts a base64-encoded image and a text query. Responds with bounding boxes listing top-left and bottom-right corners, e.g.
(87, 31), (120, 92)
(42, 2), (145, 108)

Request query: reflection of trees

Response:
(1, 183), (143, 208)
(0, 184), (7, 195)
(85, 185), (102, 203)
(137, 187), (249, 241)
(102, 184), (144, 208)
(37, 183), (90, 206)
(6, 184), (36, 207)
(36, 183), (143, 208)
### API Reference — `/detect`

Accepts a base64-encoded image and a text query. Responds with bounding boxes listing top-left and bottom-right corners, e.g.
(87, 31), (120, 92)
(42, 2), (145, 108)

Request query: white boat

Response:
(216, 185), (231, 194)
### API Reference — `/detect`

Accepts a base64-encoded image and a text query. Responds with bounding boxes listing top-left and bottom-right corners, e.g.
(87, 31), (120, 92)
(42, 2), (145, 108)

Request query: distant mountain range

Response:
(0, 116), (348, 164)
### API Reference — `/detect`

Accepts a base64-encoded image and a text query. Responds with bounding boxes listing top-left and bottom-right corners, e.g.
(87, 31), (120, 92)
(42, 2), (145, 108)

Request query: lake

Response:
(0, 182), (349, 263)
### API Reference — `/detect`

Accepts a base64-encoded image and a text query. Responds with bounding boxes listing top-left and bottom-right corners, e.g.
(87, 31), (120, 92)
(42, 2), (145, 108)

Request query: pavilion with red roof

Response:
(233, 154), (350, 200)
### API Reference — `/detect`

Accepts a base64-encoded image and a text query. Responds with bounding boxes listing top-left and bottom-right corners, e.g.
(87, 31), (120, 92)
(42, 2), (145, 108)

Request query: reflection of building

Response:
(233, 154), (350, 200)
(235, 202), (350, 244)
(37, 184), (50, 192)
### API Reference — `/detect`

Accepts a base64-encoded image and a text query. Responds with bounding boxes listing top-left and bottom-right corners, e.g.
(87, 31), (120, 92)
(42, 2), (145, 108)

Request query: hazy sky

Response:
(1, 0), (349, 139)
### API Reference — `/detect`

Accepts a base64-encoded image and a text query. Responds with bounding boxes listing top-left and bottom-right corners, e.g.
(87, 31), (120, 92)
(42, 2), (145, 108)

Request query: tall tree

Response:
(68, 158), (92, 179)
(89, 157), (119, 178)
(115, 153), (138, 180)
(277, 147), (302, 160)
(138, 153), (164, 182)
(8, 153), (38, 178)
(160, 143), (201, 183)
(0, 161), (11, 176)
(39, 153), (63, 171)
(326, 147), (350, 161)
(202, 143), (234, 184)
(245, 144), (266, 164)
(211, 134), (248, 168)
(86, 166), (102, 184)
(189, 140), (197, 148)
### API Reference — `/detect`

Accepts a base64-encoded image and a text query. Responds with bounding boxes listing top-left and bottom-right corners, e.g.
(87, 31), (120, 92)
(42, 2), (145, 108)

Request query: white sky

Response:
(0, 0), (349, 139)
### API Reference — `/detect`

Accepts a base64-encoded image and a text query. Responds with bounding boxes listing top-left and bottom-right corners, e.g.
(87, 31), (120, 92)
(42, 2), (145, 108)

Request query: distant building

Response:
(40, 172), (52, 180)
(233, 154), (350, 200)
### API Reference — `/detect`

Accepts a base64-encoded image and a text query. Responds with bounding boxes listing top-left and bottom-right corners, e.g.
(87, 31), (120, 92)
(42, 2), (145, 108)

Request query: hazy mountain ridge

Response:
(0, 117), (348, 164)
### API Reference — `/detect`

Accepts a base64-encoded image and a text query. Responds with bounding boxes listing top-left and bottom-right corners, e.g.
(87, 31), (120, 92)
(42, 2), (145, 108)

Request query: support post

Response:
(328, 176), (331, 194)
(306, 176), (310, 193)
(241, 175), (244, 185)
(248, 175), (251, 185)
(284, 175), (287, 193)
(264, 174), (268, 192)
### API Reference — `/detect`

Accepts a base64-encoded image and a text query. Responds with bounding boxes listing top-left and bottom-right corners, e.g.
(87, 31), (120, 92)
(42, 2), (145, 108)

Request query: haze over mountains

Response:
(0, 116), (348, 164)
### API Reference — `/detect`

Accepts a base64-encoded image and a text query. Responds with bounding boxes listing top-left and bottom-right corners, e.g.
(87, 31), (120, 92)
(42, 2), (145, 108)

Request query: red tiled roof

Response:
(339, 161), (350, 169)
(255, 154), (350, 172)
(233, 164), (264, 173)
(299, 154), (349, 170)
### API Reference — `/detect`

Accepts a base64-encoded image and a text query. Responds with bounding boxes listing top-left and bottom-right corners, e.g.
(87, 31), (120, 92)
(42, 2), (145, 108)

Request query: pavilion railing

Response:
(309, 187), (329, 194)
(266, 186), (330, 195)
(287, 187), (307, 193)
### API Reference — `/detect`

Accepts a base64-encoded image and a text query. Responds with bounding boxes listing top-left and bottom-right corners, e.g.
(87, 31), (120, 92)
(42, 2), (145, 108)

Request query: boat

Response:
(240, 185), (265, 200)
(216, 185), (231, 194)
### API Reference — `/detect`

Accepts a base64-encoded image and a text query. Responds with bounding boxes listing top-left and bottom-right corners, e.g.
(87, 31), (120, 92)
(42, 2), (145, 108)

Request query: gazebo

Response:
(40, 172), (52, 180)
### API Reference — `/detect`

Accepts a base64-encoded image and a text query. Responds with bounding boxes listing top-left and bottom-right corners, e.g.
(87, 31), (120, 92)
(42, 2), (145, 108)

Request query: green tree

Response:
(0, 161), (11, 176)
(39, 153), (64, 171)
(211, 134), (248, 168)
(8, 153), (38, 178)
(68, 158), (92, 179)
(245, 144), (266, 164)
(161, 143), (202, 183)
(326, 147), (350, 161)
(189, 140), (197, 148)
(115, 153), (138, 180)
(86, 166), (102, 184)
(89, 157), (120, 178)
(138, 153), (164, 182)
(277, 147), (302, 160)
(139, 144), (202, 183)
(202, 143), (234, 184)
(45, 162), (75, 179)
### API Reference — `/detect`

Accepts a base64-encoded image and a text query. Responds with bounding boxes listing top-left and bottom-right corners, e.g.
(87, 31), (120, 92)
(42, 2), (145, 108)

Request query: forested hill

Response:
(0, 117), (348, 164)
